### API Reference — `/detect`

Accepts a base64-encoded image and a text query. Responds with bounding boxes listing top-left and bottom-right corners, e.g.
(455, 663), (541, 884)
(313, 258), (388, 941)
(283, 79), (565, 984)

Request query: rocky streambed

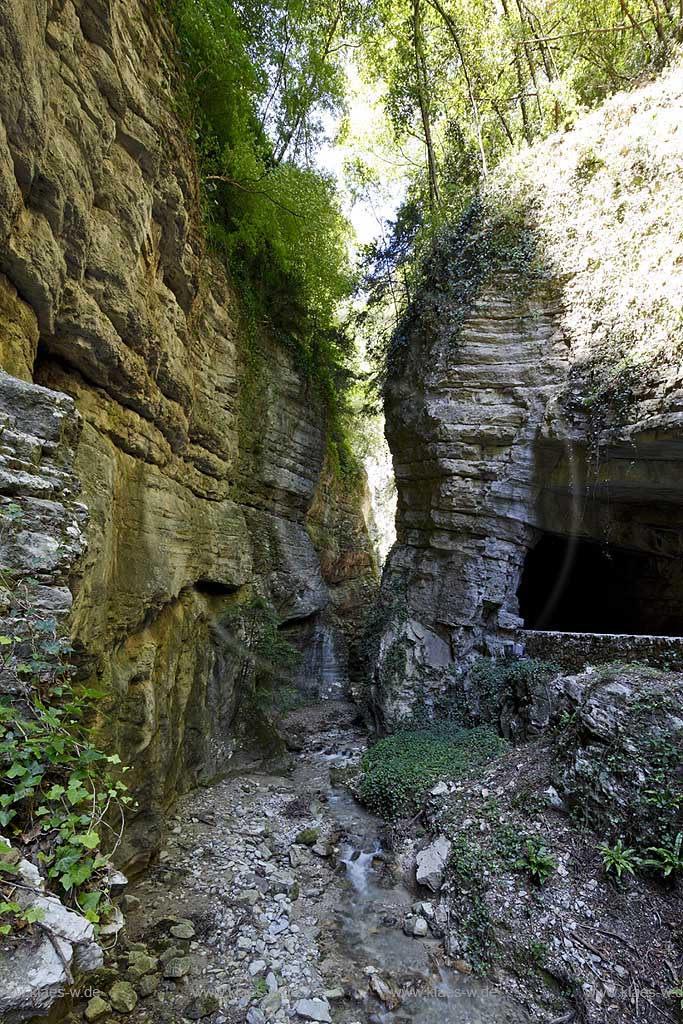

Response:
(77, 702), (528, 1024)
(67, 664), (683, 1024)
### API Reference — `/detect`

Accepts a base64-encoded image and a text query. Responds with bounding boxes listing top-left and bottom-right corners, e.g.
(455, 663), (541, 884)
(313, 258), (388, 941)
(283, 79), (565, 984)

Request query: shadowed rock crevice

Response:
(517, 532), (683, 636)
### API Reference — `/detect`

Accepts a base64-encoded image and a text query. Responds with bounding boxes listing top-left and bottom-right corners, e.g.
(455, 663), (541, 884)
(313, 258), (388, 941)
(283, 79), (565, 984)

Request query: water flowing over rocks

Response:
(64, 702), (530, 1024)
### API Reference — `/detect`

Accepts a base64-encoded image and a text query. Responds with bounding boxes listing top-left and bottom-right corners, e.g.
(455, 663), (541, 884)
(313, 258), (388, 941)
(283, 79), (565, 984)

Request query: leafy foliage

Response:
(360, 187), (545, 394)
(354, 0), (682, 394)
(357, 0), (682, 217)
(358, 724), (507, 819)
(514, 838), (557, 885)
(598, 838), (640, 879)
(0, 505), (131, 934)
(164, 0), (355, 386)
(669, 980), (683, 1011)
(465, 655), (559, 726)
(643, 831), (683, 879)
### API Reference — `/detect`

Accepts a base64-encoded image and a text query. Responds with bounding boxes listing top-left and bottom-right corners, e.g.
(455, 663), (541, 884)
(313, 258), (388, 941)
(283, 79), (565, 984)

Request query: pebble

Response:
(163, 955), (193, 979)
(109, 981), (138, 1013)
(170, 920), (196, 939)
(294, 996), (332, 1022)
(84, 996), (110, 1022)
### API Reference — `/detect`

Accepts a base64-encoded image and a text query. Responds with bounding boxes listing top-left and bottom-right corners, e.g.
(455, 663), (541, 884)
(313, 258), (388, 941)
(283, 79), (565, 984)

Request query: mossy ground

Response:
(357, 724), (508, 820)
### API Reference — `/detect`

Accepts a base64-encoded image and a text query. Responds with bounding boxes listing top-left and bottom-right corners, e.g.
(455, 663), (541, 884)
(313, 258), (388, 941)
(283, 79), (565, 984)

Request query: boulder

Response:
(294, 997), (332, 1022)
(0, 839), (103, 1024)
(415, 837), (452, 892)
(109, 981), (138, 1013)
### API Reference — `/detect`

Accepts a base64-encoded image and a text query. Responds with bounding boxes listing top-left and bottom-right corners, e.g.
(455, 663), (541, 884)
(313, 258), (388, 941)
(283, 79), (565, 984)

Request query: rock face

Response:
(0, 0), (376, 867)
(503, 664), (683, 845)
(374, 64), (683, 726)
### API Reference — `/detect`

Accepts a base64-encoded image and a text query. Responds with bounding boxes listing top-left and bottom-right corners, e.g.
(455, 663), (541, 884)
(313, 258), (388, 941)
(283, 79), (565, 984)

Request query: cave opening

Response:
(517, 532), (683, 637)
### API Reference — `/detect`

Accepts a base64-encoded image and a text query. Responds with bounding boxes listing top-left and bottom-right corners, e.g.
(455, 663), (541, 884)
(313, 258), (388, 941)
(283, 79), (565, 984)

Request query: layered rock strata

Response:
(0, 0), (376, 866)
(375, 65), (683, 726)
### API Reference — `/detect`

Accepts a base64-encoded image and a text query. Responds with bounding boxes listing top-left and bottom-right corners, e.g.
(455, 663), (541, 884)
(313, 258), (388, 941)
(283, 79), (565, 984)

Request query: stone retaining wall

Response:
(520, 629), (683, 672)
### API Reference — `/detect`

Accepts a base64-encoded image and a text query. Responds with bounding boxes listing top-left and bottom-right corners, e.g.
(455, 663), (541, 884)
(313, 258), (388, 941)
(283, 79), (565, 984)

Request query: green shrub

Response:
(466, 656), (559, 725)
(515, 839), (557, 886)
(163, 0), (355, 412)
(0, 505), (131, 932)
(643, 832), (683, 880)
(669, 980), (683, 1011)
(598, 838), (640, 879)
(358, 724), (507, 820)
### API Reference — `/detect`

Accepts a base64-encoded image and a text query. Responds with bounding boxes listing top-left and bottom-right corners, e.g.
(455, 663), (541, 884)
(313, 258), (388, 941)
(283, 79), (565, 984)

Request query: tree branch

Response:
(204, 176), (305, 219)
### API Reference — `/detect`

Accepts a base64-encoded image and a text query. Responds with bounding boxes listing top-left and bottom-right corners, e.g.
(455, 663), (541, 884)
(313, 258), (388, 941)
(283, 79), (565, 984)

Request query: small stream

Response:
(124, 704), (529, 1024)
(292, 739), (530, 1024)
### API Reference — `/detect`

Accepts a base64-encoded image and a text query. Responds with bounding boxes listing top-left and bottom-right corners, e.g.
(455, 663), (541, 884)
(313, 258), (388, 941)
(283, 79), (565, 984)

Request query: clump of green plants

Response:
(252, 977), (268, 998)
(386, 196), (543, 377)
(358, 724), (507, 820)
(163, 0), (356, 449)
(669, 980), (683, 1011)
(0, 506), (132, 934)
(515, 839), (557, 886)
(598, 839), (639, 880)
(643, 832), (683, 880)
(465, 656), (559, 726)
(529, 940), (550, 966)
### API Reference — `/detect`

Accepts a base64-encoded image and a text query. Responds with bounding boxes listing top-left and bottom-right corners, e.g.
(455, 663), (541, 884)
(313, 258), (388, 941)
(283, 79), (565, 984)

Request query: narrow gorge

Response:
(0, 3), (682, 1024)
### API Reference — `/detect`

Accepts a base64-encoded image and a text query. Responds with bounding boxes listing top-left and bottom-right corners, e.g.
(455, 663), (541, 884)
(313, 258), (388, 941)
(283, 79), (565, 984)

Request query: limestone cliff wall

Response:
(0, 0), (376, 867)
(375, 64), (683, 727)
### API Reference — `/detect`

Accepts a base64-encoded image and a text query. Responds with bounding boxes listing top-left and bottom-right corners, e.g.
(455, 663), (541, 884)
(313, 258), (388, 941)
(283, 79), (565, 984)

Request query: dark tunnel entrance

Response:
(517, 533), (683, 636)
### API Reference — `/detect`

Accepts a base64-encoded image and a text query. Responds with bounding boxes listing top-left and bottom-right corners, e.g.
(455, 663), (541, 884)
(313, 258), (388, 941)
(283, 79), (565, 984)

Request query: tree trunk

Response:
(427, 0), (488, 177)
(501, 0), (532, 144)
(514, 0), (543, 121)
(412, 0), (442, 208)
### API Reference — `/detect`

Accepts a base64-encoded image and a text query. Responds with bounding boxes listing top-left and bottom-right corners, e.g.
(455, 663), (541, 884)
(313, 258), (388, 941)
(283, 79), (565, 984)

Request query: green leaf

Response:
(23, 905), (46, 924)
(75, 832), (100, 850)
(66, 784), (88, 806)
(44, 785), (66, 800)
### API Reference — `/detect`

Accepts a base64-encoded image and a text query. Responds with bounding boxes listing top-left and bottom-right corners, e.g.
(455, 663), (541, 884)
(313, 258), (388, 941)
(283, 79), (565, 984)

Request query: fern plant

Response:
(515, 840), (557, 885)
(643, 832), (683, 879)
(598, 839), (640, 879)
